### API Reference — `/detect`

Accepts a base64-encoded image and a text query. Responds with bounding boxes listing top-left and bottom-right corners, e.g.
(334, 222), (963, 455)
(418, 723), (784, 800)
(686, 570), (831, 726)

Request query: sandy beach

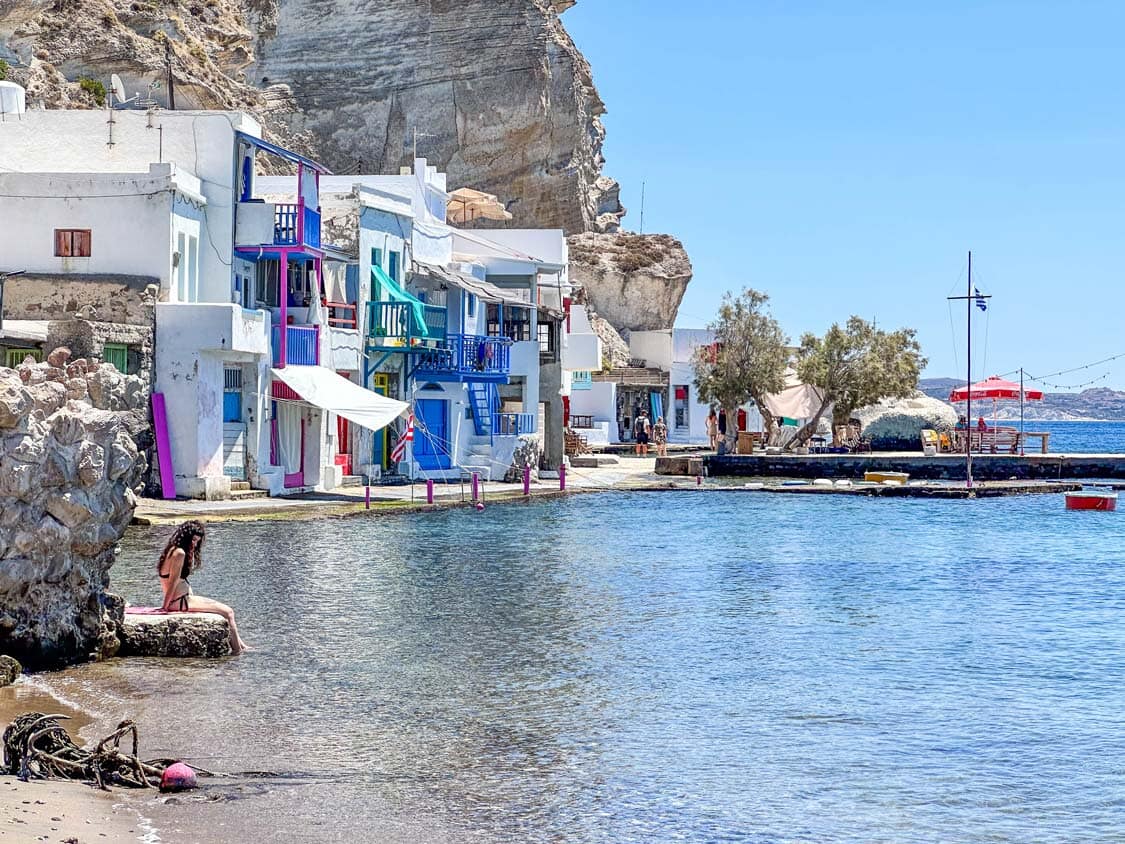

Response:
(0, 681), (155, 844)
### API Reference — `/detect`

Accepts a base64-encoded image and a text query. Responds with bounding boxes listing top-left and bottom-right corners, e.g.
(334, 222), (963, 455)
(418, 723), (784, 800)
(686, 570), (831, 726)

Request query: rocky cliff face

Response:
(0, 0), (623, 232)
(568, 232), (693, 333)
(0, 350), (145, 670)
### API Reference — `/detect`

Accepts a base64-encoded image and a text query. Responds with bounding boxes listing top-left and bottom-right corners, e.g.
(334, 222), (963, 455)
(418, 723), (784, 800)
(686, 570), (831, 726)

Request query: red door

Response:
(335, 414), (352, 475)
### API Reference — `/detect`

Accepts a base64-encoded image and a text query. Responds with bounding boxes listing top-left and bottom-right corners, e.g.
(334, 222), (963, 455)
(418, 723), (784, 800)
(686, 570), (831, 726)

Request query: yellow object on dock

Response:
(864, 470), (910, 484)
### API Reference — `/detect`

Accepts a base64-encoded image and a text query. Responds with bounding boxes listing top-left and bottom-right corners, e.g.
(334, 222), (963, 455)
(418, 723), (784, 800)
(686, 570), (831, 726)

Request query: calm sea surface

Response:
(987, 419), (1125, 453)
(38, 491), (1125, 842)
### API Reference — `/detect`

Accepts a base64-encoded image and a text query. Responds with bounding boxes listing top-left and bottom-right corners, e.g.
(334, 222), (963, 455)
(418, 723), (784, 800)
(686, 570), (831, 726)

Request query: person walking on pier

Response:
(634, 411), (652, 456)
(653, 416), (668, 457)
(706, 409), (719, 451)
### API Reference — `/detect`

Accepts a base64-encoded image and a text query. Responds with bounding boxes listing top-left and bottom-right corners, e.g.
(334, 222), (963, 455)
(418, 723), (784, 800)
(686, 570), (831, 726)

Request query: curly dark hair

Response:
(157, 520), (206, 578)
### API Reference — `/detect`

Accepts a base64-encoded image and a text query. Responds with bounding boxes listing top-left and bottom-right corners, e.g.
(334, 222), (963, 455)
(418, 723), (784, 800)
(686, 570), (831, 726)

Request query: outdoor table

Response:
(1022, 431), (1050, 454)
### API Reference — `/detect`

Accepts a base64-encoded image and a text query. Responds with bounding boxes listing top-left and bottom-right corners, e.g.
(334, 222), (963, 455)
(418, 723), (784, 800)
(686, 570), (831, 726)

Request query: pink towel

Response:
(125, 606), (169, 615)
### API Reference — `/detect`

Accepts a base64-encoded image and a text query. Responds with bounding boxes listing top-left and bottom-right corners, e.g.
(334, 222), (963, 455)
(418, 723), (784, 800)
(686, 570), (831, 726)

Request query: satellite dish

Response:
(111, 74), (126, 104)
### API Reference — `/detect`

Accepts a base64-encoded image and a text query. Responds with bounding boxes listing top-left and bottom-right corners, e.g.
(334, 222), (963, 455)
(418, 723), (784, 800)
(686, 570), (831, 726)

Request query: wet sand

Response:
(0, 680), (156, 843)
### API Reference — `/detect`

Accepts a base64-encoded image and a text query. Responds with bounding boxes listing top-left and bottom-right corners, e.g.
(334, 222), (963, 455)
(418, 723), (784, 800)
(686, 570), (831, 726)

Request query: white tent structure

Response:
(760, 370), (830, 447)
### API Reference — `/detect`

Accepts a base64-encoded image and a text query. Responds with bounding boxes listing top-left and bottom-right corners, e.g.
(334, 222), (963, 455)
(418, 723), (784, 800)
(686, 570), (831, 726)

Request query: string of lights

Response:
(1023, 370), (1112, 391)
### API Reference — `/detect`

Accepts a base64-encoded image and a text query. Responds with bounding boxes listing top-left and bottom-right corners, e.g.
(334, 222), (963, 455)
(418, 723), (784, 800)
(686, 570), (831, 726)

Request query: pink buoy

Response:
(160, 762), (198, 792)
(475, 502), (485, 512)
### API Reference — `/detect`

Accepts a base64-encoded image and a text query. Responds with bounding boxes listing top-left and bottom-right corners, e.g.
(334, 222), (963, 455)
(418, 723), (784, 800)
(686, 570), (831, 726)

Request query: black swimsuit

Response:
(159, 570), (190, 611)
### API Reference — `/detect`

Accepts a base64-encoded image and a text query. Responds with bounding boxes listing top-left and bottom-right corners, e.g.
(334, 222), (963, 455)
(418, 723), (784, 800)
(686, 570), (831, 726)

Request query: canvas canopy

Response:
(271, 366), (408, 432)
(372, 264), (430, 337)
(447, 187), (513, 225)
(413, 261), (530, 310)
(764, 371), (827, 420)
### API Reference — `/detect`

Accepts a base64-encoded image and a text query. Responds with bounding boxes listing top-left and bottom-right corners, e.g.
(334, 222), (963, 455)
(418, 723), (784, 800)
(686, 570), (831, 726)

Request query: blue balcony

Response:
(414, 334), (511, 383)
(493, 412), (537, 436)
(271, 324), (320, 367)
(236, 201), (321, 252)
(366, 301), (448, 348)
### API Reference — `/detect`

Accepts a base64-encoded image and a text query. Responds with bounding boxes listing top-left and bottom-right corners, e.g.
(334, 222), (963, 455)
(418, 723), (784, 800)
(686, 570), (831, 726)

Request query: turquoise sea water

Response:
(985, 420), (1125, 453)
(41, 491), (1125, 842)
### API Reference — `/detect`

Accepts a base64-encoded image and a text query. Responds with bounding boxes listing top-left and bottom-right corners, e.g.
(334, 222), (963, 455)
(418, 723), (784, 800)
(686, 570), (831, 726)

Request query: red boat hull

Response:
(1065, 492), (1118, 512)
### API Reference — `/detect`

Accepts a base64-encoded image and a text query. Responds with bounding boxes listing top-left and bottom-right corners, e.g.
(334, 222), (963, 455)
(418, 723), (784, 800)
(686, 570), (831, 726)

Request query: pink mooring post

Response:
(365, 485), (370, 509)
(559, 464), (566, 491)
(471, 472), (480, 503)
(523, 465), (531, 496)
(426, 479), (434, 505)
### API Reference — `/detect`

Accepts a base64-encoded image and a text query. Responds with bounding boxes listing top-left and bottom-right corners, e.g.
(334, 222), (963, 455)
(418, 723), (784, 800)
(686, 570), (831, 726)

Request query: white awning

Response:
(413, 261), (531, 309)
(271, 366), (408, 432)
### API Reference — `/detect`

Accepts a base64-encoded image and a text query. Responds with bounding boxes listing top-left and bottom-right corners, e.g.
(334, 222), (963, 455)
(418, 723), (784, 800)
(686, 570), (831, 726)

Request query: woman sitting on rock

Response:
(158, 520), (250, 655)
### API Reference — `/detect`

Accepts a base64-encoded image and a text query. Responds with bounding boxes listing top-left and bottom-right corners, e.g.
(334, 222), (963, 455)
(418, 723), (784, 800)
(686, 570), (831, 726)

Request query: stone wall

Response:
(4, 274), (156, 327)
(0, 351), (145, 670)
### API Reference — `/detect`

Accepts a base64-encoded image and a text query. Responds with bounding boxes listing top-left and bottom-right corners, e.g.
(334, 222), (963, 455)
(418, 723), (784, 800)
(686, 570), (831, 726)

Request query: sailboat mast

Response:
(966, 250), (973, 488)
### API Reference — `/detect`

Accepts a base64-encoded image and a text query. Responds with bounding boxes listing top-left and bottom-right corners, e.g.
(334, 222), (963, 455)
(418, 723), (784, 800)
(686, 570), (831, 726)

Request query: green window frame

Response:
(4, 348), (42, 368)
(102, 343), (128, 373)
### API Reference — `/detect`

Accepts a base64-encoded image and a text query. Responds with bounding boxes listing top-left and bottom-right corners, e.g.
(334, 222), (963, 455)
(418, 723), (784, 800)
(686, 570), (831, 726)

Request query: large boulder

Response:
(855, 392), (959, 451)
(568, 232), (692, 332)
(120, 613), (232, 658)
(0, 354), (145, 670)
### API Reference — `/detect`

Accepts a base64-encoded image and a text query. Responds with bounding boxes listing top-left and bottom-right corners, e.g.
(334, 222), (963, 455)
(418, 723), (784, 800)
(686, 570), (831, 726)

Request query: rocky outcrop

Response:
(855, 392), (959, 452)
(0, 655), (20, 686)
(120, 612), (231, 658)
(0, 351), (145, 670)
(568, 232), (693, 332)
(0, 0), (623, 232)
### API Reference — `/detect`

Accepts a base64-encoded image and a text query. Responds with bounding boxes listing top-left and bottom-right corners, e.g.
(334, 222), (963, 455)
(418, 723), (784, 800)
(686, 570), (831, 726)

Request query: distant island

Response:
(919, 378), (1125, 422)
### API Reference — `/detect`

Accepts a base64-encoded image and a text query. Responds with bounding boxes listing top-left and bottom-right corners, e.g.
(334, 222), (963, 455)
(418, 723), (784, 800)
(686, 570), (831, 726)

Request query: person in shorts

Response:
(634, 411), (651, 455)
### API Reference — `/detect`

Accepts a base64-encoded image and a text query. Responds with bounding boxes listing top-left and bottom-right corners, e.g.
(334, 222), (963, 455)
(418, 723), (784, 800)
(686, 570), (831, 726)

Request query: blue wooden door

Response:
(414, 399), (451, 470)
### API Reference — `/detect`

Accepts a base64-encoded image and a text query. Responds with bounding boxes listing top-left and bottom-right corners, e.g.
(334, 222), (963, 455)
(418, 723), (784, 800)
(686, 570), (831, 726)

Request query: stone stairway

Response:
(229, 480), (268, 501)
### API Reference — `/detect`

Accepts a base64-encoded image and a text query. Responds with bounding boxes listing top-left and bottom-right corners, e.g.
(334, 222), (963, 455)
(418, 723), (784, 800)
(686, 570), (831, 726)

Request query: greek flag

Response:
(974, 287), (988, 312)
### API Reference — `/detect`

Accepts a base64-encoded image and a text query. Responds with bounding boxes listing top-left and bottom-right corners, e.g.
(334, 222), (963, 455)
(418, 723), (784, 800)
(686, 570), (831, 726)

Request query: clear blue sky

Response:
(564, 1), (1125, 388)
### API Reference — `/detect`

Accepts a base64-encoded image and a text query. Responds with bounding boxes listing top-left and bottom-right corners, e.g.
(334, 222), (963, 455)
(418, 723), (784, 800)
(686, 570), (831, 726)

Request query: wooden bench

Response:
(565, 429), (592, 456)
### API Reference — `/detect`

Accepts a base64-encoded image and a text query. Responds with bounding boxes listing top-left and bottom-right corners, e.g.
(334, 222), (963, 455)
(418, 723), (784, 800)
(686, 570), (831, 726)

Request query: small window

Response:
(467, 293), (476, 318)
(55, 229), (91, 258)
(539, 321), (557, 358)
(102, 343), (128, 373)
(388, 250), (400, 283)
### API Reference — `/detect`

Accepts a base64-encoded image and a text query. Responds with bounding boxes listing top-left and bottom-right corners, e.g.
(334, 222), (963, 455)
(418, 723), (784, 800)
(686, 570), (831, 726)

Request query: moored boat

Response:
(865, 470), (909, 484)
(1065, 491), (1118, 512)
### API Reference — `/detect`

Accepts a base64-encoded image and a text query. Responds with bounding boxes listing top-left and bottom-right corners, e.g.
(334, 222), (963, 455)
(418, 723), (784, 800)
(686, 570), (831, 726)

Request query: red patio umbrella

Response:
(949, 376), (1043, 403)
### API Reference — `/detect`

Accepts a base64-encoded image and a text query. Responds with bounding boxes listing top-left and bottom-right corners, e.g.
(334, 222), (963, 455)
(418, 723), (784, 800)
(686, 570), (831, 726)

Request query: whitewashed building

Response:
(0, 104), (404, 499)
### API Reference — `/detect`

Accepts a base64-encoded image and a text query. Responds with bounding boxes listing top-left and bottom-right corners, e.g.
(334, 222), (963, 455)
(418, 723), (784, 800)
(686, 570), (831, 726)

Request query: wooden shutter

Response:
(78, 230), (91, 257)
(54, 229), (69, 257)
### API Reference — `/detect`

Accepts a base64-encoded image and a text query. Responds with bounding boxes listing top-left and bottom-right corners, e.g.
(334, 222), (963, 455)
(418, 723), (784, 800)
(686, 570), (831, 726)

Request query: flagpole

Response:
(966, 250), (973, 489)
(1020, 367), (1025, 457)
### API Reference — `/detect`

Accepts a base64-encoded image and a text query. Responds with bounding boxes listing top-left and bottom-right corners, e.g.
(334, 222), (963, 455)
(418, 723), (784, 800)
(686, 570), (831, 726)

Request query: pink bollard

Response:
(471, 472), (480, 503)
(523, 465), (531, 496)
(426, 479), (434, 504)
(696, 475), (702, 486)
(365, 485), (371, 509)
(559, 463), (566, 491)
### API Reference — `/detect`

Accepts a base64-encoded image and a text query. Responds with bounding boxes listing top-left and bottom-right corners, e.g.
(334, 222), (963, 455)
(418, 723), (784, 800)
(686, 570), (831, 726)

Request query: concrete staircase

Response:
(229, 480), (268, 501)
(461, 438), (495, 480)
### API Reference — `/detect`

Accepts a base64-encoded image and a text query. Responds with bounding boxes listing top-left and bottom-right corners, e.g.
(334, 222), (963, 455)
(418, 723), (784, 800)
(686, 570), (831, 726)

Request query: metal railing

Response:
(271, 324), (320, 366)
(273, 203), (321, 249)
(325, 301), (357, 329)
(493, 412), (536, 436)
(366, 301), (448, 345)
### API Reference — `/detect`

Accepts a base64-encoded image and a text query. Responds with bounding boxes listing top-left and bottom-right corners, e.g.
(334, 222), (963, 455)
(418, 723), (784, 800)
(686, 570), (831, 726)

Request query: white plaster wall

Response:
(673, 328), (715, 364)
(669, 361), (709, 444)
(0, 170), (173, 280)
(0, 110), (263, 306)
(563, 333), (600, 372)
(629, 330), (674, 370)
(568, 382), (618, 442)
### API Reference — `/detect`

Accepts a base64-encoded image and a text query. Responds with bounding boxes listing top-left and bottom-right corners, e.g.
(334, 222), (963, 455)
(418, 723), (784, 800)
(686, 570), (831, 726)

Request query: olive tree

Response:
(792, 316), (925, 447)
(692, 288), (788, 453)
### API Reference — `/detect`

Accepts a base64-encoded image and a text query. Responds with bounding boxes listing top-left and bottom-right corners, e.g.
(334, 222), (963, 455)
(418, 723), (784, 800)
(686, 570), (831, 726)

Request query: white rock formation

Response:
(0, 351), (145, 670)
(568, 232), (693, 332)
(855, 392), (958, 451)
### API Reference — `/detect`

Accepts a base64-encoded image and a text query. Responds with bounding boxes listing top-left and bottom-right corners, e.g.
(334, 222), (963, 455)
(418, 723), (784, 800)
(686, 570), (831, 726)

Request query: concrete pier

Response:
(686, 453), (1125, 481)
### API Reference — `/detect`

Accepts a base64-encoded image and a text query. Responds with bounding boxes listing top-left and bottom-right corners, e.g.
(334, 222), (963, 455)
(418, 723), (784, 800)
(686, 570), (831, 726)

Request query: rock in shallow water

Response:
(120, 613), (232, 658)
(0, 655), (21, 686)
